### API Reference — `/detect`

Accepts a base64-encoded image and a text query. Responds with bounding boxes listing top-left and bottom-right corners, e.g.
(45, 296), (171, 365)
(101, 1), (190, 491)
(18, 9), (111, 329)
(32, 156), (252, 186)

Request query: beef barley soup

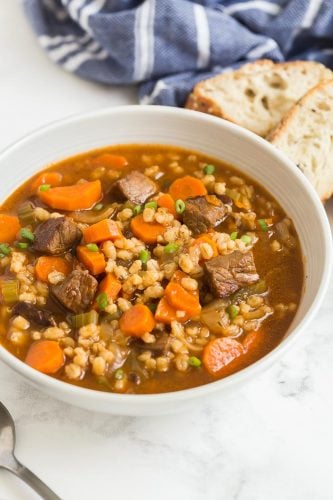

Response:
(0, 145), (303, 394)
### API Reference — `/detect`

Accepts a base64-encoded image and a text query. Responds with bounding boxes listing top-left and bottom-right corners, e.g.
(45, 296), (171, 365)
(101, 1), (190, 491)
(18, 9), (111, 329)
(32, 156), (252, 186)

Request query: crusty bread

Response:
(269, 80), (333, 201)
(186, 60), (333, 137)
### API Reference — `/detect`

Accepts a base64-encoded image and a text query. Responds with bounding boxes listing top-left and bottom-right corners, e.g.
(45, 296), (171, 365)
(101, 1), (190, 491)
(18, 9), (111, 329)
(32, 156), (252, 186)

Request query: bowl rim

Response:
(0, 104), (331, 404)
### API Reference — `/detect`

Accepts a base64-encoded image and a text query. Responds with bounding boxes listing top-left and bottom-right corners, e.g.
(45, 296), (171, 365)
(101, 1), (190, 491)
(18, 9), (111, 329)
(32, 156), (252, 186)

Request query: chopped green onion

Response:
(20, 228), (34, 242)
(0, 254), (5, 259)
(230, 231), (238, 241)
(71, 310), (99, 329)
(189, 356), (202, 368)
(258, 219), (269, 232)
(133, 205), (142, 216)
(139, 249), (150, 264)
(175, 199), (186, 214)
(16, 242), (29, 250)
(93, 203), (104, 211)
(17, 201), (35, 225)
(226, 304), (240, 320)
(0, 244), (11, 256)
(240, 235), (252, 245)
(96, 292), (108, 311)
(147, 302), (157, 314)
(86, 243), (99, 252)
(145, 201), (157, 210)
(39, 184), (51, 192)
(164, 242), (179, 253)
(203, 164), (216, 175)
(114, 368), (124, 380)
(0, 279), (19, 305)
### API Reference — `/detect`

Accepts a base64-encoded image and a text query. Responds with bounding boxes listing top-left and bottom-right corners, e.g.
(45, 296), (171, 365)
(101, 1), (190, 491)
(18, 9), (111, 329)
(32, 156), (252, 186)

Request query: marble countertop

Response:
(1, 3), (333, 500)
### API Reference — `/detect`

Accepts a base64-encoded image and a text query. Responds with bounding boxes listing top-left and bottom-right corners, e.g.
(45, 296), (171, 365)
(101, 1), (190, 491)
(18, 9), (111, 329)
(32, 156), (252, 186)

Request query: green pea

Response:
(203, 164), (215, 175)
(39, 184), (51, 192)
(240, 235), (252, 245)
(164, 243), (179, 253)
(226, 304), (240, 320)
(145, 201), (158, 210)
(139, 249), (150, 264)
(189, 356), (202, 368)
(96, 292), (108, 311)
(86, 243), (99, 252)
(133, 205), (142, 216)
(20, 228), (34, 242)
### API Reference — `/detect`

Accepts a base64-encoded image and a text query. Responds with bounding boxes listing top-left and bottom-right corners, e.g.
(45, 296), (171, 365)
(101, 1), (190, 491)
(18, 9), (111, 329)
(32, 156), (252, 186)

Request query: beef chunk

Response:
(183, 195), (227, 235)
(33, 217), (82, 255)
(132, 332), (170, 355)
(12, 302), (56, 327)
(112, 171), (157, 204)
(51, 270), (98, 313)
(205, 251), (259, 298)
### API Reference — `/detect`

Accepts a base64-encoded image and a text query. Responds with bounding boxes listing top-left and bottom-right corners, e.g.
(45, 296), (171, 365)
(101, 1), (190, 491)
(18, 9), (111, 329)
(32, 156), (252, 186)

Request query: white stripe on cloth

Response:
(224, 1), (281, 16)
(246, 38), (278, 59)
(62, 44), (108, 71)
(140, 80), (168, 104)
(134, 0), (156, 81)
(41, 36), (108, 69)
(39, 33), (90, 49)
(79, 0), (106, 33)
(67, 0), (87, 22)
(301, 0), (323, 28)
(193, 3), (210, 69)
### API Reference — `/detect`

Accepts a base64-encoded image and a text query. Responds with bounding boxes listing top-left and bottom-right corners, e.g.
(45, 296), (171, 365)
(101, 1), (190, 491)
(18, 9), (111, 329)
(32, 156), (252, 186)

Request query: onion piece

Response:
(69, 204), (118, 224)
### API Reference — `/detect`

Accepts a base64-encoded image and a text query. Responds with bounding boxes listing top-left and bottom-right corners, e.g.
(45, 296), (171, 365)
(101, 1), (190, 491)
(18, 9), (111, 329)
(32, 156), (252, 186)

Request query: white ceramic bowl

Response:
(0, 106), (331, 415)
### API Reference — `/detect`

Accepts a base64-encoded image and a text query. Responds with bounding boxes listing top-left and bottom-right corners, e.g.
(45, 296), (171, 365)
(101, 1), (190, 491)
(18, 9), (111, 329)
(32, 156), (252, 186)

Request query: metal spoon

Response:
(0, 401), (61, 499)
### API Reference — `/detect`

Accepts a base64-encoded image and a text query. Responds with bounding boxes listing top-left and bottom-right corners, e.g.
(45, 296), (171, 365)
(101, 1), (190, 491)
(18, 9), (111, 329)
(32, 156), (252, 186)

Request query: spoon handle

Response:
(10, 457), (62, 500)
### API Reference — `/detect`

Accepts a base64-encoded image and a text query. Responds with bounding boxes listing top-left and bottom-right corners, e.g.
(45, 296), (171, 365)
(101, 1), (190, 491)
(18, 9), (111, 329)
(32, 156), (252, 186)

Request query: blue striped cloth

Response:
(23, 0), (333, 106)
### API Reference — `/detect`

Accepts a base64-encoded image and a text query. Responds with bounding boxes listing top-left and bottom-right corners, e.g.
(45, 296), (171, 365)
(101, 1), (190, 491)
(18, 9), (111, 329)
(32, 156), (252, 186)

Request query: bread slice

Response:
(186, 60), (333, 137)
(269, 80), (333, 201)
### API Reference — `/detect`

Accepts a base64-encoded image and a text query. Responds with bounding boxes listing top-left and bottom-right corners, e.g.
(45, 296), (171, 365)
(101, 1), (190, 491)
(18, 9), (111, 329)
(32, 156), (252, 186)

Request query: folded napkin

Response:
(24, 0), (333, 106)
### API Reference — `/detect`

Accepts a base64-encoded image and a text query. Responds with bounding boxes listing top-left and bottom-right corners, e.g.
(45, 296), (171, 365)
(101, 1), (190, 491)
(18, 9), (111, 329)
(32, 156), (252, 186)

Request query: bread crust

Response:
(269, 79), (333, 201)
(186, 60), (333, 137)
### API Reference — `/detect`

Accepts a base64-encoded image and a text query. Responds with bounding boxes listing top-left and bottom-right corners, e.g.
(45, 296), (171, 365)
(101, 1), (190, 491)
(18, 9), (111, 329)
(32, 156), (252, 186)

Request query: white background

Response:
(1, 2), (333, 499)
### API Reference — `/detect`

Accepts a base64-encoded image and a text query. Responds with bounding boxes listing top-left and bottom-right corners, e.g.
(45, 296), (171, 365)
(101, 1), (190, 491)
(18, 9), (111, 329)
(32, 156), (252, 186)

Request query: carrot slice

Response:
(169, 175), (207, 200)
(77, 245), (106, 275)
(243, 329), (265, 353)
(119, 304), (155, 337)
(91, 154), (128, 170)
(130, 214), (165, 244)
(31, 172), (63, 191)
(0, 215), (20, 243)
(25, 340), (65, 374)
(171, 270), (188, 284)
(35, 256), (71, 282)
(202, 337), (244, 376)
(98, 273), (122, 301)
(171, 270), (199, 298)
(38, 180), (102, 211)
(154, 270), (199, 324)
(83, 219), (122, 244)
(155, 297), (190, 324)
(192, 234), (218, 259)
(157, 193), (177, 217)
(165, 282), (201, 317)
